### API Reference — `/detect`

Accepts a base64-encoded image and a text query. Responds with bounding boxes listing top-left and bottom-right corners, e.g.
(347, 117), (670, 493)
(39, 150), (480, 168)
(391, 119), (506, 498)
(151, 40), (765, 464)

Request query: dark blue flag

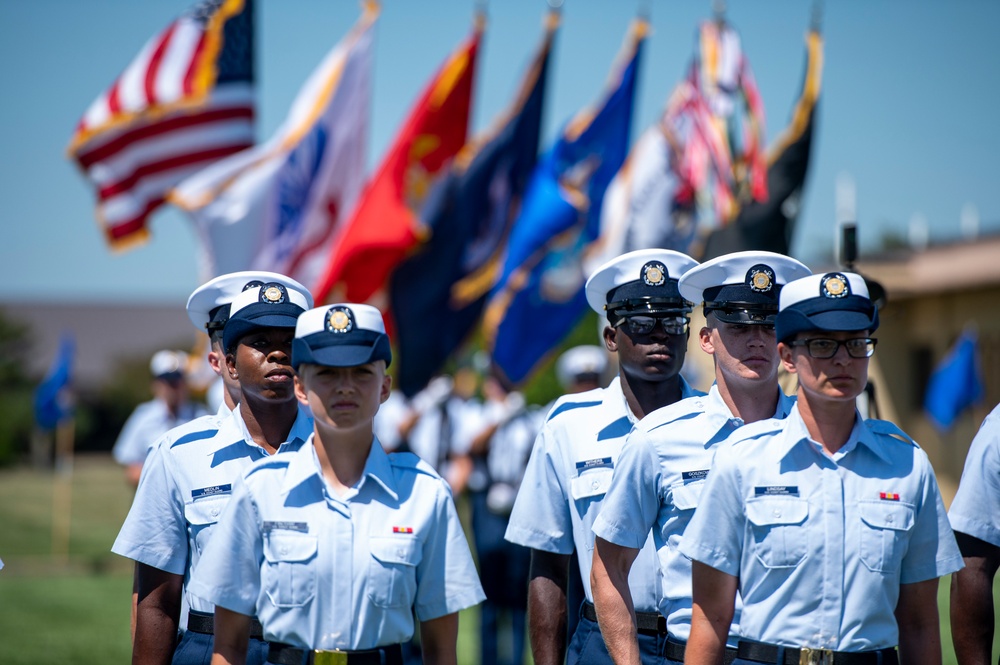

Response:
(389, 13), (556, 397)
(485, 18), (645, 387)
(924, 329), (984, 431)
(34, 334), (75, 430)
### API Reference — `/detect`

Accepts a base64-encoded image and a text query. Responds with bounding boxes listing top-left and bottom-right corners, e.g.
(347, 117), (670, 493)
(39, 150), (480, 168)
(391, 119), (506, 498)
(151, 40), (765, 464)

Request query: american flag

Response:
(68, 0), (255, 249)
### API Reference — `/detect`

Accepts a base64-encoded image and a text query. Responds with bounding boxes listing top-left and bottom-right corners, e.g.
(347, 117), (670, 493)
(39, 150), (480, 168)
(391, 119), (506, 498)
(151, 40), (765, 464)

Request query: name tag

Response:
(754, 486), (799, 496)
(682, 469), (709, 481)
(575, 457), (612, 472)
(191, 484), (232, 499)
(263, 521), (309, 533)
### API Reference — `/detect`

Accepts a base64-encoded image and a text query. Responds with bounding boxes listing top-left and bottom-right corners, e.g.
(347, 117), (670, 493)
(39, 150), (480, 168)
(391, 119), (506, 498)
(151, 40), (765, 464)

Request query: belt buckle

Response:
(313, 649), (348, 665)
(799, 648), (834, 665)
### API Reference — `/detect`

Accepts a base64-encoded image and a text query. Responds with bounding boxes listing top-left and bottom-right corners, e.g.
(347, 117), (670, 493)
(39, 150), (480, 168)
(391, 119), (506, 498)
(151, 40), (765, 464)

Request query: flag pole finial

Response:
(810, 0), (824, 33)
(713, 0), (727, 25)
(547, 0), (564, 10)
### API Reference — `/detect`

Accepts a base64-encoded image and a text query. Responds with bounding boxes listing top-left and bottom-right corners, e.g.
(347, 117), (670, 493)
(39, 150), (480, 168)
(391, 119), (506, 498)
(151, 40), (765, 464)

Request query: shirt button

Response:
(397, 548), (405, 557)
(773, 510), (781, 517)
(211, 508), (220, 517)
(591, 480), (600, 490)
(887, 515), (894, 523)
(280, 546), (289, 555)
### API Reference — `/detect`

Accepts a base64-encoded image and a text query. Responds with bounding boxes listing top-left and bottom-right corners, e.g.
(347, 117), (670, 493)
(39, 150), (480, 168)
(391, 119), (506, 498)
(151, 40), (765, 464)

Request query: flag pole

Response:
(51, 415), (76, 566)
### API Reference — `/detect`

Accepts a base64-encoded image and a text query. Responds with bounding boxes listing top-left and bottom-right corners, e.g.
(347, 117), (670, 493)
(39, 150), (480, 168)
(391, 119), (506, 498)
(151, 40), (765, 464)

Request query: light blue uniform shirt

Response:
(680, 405), (964, 651)
(112, 399), (209, 465)
(593, 385), (796, 641)
(188, 436), (485, 650)
(112, 404), (312, 627)
(950, 403), (1000, 547)
(505, 376), (702, 611)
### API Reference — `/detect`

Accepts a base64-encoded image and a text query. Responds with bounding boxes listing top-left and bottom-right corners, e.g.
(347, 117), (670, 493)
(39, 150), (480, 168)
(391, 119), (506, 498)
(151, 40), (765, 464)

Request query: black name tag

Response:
(263, 521), (309, 533)
(682, 469), (709, 481)
(191, 484), (232, 499)
(754, 486), (798, 496)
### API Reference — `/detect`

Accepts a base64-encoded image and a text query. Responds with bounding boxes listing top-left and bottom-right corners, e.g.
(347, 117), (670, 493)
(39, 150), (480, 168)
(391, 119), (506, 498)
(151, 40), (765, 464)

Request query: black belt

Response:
(663, 638), (739, 665)
(737, 640), (899, 665)
(582, 600), (666, 636)
(187, 609), (264, 640)
(267, 642), (403, 665)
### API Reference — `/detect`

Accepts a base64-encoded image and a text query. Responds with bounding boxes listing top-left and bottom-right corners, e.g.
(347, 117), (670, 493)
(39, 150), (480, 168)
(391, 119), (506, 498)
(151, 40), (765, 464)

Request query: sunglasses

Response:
(614, 315), (689, 336)
(787, 337), (877, 359)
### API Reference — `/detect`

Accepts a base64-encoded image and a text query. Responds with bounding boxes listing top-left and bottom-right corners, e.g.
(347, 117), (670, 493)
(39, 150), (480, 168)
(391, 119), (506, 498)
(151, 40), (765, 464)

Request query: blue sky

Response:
(2, 0), (998, 304)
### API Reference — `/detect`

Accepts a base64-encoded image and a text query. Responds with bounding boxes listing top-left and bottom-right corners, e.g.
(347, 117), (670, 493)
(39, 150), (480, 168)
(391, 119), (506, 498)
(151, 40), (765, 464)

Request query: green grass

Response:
(0, 455), (997, 665)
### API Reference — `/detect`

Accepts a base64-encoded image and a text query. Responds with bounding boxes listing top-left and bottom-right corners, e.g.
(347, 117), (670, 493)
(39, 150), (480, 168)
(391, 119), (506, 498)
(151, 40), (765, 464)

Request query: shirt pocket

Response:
(858, 500), (915, 574)
(670, 479), (705, 512)
(184, 497), (229, 555)
(746, 496), (809, 569)
(262, 533), (318, 608)
(368, 535), (421, 609)
(570, 468), (614, 548)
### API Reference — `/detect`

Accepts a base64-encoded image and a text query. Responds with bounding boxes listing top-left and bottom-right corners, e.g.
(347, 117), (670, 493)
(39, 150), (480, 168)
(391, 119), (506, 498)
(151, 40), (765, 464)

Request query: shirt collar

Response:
(775, 404), (890, 463)
(611, 374), (701, 425)
(226, 403), (313, 453)
(279, 433), (399, 502)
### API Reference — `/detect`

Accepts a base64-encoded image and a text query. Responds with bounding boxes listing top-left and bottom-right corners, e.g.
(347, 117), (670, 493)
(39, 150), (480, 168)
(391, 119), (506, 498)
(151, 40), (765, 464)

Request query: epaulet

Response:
(546, 388), (604, 423)
(388, 451), (441, 479)
(642, 395), (708, 432)
(866, 419), (918, 446)
(727, 417), (786, 444)
(168, 426), (219, 450)
(245, 456), (291, 479)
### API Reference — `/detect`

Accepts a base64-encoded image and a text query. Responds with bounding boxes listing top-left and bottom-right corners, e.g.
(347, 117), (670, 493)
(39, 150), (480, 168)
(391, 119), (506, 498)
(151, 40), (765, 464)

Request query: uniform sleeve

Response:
(413, 481), (486, 620)
(900, 451), (964, 584)
(677, 444), (745, 577)
(949, 408), (1000, 547)
(504, 422), (574, 553)
(187, 473), (263, 616)
(592, 429), (660, 549)
(112, 403), (153, 465)
(111, 441), (189, 574)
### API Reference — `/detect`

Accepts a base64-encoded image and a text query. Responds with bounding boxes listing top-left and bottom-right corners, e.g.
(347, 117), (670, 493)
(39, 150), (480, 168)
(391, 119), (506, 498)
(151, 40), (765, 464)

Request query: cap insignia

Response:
(821, 273), (850, 299)
(326, 306), (354, 334)
(747, 265), (775, 293)
(642, 261), (667, 287)
(260, 283), (287, 304)
(242, 280), (264, 292)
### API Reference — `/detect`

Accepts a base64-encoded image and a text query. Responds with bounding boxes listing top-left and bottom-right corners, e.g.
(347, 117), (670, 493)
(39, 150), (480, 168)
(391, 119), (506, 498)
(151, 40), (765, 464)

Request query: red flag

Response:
(68, 0), (255, 249)
(313, 18), (482, 306)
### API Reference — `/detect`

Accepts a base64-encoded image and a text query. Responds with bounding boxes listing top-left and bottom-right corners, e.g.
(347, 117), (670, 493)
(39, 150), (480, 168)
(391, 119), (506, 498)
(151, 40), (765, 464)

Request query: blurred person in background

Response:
(113, 349), (208, 488)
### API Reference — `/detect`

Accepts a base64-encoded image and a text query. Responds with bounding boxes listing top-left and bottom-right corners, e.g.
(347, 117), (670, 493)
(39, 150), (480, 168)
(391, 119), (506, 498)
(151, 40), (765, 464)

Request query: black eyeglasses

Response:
(615, 315), (689, 336)
(787, 337), (877, 359)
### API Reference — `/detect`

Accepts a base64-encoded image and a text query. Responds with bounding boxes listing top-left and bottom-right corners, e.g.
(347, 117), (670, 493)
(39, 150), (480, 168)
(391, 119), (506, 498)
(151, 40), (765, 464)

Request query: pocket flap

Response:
(263, 533), (318, 563)
(746, 496), (808, 526)
(859, 501), (914, 531)
(183, 496), (229, 526)
(370, 535), (421, 567)
(671, 480), (705, 511)
(570, 468), (614, 500)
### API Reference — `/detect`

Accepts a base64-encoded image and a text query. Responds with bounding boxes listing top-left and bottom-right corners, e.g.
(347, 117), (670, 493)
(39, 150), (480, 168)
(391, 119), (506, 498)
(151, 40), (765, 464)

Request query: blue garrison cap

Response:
(187, 271), (313, 335)
(292, 304), (392, 369)
(776, 272), (879, 343)
(222, 281), (311, 351)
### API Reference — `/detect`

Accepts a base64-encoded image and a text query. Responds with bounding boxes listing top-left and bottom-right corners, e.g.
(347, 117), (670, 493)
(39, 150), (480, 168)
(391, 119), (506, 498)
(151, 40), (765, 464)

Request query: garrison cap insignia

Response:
(242, 280), (264, 292)
(260, 283), (287, 304)
(821, 273), (849, 298)
(747, 265), (775, 293)
(642, 261), (667, 287)
(326, 306), (354, 334)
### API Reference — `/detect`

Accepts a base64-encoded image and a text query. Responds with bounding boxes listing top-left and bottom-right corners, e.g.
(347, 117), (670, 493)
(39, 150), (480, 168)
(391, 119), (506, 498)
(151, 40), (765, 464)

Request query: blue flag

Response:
(388, 13), (556, 397)
(485, 18), (645, 387)
(924, 329), (984, 431)
(34, 334), (75, 430)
